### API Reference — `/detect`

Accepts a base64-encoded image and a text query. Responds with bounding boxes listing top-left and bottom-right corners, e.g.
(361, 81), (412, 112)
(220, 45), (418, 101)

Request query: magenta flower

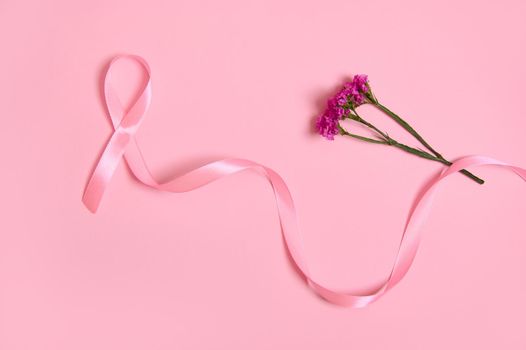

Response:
(333, 90), (349, 107)
(343, 74), (369, 106)
(315, 74), (371, 140)
(315, 112), (339, 140)
(352, 74), (369, 93)
(313, 74), (485, 185)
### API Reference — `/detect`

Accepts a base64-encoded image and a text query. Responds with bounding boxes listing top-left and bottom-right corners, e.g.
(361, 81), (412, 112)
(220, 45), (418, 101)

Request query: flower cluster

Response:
(315, 74), (370, 140)
(312, 74), (485, 185)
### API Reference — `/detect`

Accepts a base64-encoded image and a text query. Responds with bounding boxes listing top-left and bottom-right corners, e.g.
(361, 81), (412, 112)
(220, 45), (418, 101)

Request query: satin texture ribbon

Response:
(83, 55), (526, 307)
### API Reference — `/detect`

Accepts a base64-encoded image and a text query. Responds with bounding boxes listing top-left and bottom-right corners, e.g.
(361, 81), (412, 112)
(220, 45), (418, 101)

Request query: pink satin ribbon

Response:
(83, 55), (526, 308)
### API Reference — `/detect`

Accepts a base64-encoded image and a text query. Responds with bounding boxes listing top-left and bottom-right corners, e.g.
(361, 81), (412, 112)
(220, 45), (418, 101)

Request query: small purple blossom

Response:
(352, 74), (369, 93)
(334, 90), (349, 106)
(315, 112), (339, 140)
(343, 74), (369, 106)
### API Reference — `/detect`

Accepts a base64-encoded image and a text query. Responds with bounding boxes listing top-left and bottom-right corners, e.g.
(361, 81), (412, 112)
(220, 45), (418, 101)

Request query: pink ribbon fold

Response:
(83, 55), (526, 308)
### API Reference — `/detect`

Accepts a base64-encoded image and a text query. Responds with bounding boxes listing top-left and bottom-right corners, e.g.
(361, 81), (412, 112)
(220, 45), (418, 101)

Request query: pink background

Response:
(1, 0), (526, 348)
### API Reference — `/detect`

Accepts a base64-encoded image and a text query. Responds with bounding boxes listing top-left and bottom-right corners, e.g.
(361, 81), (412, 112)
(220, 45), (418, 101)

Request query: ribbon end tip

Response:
(82, 197), (99, 214)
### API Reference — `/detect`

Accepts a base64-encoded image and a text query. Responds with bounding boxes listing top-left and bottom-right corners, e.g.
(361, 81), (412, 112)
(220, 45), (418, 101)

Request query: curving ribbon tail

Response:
(83, 55), (526, 308)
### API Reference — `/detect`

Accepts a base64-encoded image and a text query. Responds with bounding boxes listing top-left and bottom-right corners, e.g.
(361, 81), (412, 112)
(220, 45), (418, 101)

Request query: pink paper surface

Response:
(1, 0), (526, 349)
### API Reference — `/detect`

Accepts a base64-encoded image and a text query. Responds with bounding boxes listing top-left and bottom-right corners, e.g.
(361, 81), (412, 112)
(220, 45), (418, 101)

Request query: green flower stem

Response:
(371, 100), (444, 159)
(339, 116), (485, 185)
(389, 140), (484, 184)
(337, 125), (388, 144)
(362, 100), (484, 185)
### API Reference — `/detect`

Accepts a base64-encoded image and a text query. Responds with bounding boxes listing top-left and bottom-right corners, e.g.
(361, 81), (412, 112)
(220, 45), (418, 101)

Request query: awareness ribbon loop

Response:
(83, 55), (526, 308)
